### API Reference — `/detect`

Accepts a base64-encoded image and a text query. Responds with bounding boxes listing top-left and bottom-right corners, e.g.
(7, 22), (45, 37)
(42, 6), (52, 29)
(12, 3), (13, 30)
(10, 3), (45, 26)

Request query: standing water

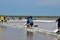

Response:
(0, 19), (59, 40)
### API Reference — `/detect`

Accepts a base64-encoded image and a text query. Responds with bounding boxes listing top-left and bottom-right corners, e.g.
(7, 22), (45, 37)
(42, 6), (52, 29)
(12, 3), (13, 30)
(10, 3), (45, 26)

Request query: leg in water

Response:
(56, 26), (60, 34)
(27, 23), (30, 28)
(30, 23), (33, 28)
(1, 20), (3, 23)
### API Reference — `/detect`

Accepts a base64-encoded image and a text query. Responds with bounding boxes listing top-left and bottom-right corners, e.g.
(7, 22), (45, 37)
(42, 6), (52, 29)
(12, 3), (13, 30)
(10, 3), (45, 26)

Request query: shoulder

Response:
(56, 18), (60, 21)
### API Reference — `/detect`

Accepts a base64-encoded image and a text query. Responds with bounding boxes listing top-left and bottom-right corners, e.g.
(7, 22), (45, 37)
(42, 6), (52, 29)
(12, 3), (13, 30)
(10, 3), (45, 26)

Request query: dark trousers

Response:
(1, 20), (3, 23)
(27, 22), (30, 28)
(30, 23), (33, 27)
(27, 22), (33, 27)
(58, 23), (60, 30)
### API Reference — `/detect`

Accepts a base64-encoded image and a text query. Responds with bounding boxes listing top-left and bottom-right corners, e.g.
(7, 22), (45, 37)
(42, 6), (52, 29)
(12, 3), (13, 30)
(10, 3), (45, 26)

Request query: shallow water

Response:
(0, 22), (59, 40)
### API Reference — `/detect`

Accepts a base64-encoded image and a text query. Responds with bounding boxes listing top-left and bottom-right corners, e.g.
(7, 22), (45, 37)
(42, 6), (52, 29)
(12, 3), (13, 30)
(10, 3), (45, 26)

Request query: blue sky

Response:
(0, 0), (60, 16)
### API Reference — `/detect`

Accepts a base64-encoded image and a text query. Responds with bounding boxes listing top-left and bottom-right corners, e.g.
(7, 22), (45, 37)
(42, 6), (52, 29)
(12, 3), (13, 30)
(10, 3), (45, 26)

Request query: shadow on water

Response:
(26, 31), (33, 40)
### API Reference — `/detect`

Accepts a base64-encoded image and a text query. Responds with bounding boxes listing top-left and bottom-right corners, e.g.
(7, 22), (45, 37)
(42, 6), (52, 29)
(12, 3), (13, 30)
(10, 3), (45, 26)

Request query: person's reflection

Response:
(27, 31), (33, 40)
(0, 26), (6, 32)
(58, 38), (60, 40)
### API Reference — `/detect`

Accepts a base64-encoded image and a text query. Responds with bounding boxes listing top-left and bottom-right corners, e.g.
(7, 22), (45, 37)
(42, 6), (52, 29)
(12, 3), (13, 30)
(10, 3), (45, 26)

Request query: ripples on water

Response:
(0, 22), (59, 40)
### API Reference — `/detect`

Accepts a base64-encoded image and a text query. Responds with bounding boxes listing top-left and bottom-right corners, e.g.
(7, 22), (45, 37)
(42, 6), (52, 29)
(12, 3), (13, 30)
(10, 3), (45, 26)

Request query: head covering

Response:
(27, 16), (30, 18)
(30, 16), (32, 18)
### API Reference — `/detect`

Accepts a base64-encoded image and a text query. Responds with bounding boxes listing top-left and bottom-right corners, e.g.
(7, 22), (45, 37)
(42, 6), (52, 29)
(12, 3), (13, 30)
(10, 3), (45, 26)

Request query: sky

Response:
(0, 0), (60, 16)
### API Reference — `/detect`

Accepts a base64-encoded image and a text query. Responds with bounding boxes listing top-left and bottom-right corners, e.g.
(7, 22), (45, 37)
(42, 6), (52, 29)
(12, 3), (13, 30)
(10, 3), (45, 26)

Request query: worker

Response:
(56, 18), (60, 34)
(0, 16), (4, 23)
(27, 16), (33, 28)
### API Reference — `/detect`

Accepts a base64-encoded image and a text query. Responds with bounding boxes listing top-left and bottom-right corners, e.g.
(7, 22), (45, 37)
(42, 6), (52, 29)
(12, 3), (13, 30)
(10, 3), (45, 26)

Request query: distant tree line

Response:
(0, 15), (60, 19)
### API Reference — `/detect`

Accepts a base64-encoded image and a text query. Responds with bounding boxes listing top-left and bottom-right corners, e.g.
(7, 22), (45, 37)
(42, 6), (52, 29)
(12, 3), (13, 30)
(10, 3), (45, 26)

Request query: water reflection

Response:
(0, 25), (6, 40)
(58, 38), (60, 40)
(26, 31), (33, 40)
(0, 25), (6, 32)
